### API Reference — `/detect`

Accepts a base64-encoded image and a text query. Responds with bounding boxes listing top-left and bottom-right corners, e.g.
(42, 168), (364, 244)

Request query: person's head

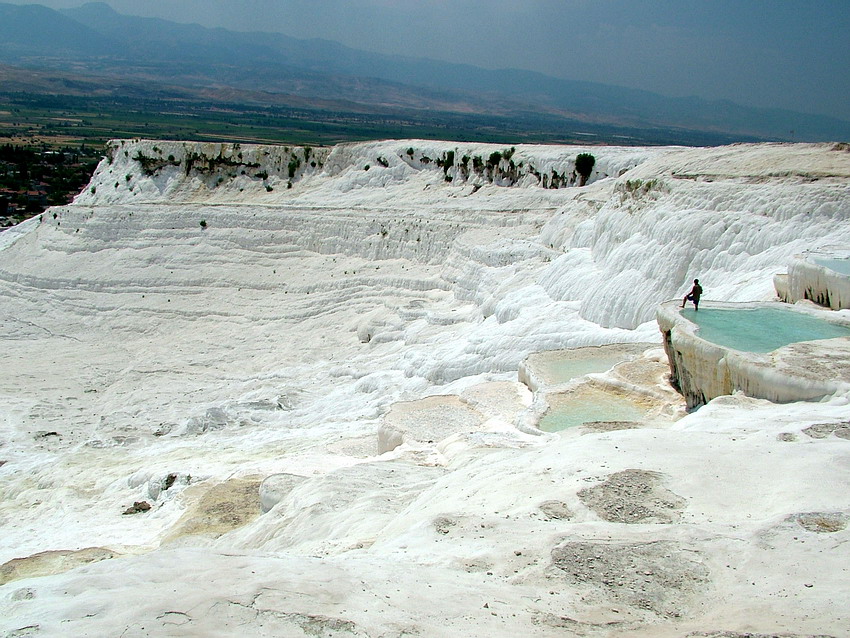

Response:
(694, 279), (699, 284)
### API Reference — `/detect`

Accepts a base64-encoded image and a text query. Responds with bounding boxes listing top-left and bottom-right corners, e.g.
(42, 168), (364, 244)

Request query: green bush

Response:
(575, 153), (596, 186)
(287, 157), (301, 179)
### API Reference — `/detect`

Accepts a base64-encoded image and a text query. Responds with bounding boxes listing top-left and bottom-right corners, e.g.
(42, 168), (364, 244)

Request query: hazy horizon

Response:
(3, 0), (849, 124)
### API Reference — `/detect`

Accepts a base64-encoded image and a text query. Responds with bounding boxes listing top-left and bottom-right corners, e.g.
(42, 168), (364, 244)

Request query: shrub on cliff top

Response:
(575, 153), (596, 186)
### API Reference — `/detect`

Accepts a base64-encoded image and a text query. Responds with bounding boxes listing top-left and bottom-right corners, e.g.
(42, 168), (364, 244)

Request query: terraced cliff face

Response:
(75, 139), (649, 206)
(2, 139), (849, 446)
(2, 140), (849, 428)
(2, 140), (850, 637)
(0, 141), (660, 456)
(66, 139), (850, 330)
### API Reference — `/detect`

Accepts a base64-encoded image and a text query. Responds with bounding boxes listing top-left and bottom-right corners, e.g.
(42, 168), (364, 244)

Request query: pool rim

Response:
(804, 250), (850, 277)
(670, 300), (850, 355)
(656, 299), (850, 408)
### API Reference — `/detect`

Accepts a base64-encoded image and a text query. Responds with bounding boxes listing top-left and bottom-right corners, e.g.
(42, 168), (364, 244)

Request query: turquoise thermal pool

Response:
(683, 306), (850, 353)
(814, 257), (850, 276)
(538, 386), (648, 432)
(523, 345), (650, 387)
(534, 354), (628, 385)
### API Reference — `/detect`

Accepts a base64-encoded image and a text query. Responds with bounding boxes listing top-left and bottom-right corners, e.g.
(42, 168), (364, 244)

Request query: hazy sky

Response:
(11, 0), (850, 121)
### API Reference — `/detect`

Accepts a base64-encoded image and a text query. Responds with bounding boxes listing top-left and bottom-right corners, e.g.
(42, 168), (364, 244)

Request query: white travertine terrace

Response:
(657, 300), (850, 408)
(3, 139), (850, 637)
(778, 251), (850, 309)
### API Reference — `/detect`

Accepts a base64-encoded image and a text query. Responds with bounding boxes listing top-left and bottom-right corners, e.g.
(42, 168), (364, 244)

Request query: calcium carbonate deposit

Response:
(1, 139), (850, 637)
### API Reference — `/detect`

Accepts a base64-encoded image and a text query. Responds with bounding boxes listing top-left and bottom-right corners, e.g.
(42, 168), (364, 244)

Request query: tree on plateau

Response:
(575, 153), (595, 186)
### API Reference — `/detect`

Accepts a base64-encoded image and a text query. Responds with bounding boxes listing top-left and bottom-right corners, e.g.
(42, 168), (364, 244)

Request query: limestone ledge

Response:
(657, 300), (850, 409)
(779, 252), (850, 310)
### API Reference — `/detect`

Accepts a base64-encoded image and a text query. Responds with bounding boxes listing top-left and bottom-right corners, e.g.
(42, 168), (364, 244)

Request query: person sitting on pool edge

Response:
(682, 278), (703, 310)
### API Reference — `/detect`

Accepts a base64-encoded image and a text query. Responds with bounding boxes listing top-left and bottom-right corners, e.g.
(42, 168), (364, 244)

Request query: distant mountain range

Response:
(1, 1), (848, 143)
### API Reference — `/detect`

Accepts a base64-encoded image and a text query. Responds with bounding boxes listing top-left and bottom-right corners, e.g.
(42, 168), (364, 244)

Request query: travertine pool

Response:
(684, 306), (850, 353)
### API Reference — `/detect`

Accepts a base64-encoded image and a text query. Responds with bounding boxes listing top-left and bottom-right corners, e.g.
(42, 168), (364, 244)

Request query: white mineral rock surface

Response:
(1, 139), (849, 637)
(786, 250), (850, 309)
(657, 300), (850, 408)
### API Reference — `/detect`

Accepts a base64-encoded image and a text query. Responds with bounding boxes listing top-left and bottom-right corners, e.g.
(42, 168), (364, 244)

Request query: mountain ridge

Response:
(0, 2), (848, 142)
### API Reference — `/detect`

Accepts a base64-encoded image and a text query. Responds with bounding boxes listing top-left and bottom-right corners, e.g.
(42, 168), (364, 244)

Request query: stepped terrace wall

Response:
(657, 301), (850, 408)
(779, 252), (850, 310)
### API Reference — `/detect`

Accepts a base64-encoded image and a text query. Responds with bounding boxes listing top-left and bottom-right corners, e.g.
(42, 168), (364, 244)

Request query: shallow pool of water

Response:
(539, 387), (647, 432)
(536, 355), (627, 385)
(814, 257), (850, 276)
(685, 307), (850, 353)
